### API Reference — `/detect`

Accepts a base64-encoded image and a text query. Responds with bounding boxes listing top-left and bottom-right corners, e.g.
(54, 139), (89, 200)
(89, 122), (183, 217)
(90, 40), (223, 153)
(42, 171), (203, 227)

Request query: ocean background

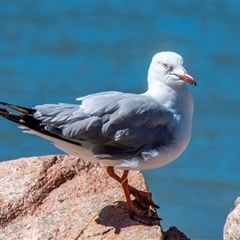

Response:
(0, 2), (239, 239)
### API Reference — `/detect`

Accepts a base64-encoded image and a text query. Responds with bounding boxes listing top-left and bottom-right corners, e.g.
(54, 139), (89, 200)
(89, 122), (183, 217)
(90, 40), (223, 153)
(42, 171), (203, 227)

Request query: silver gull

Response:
(0, 51), (196, 224)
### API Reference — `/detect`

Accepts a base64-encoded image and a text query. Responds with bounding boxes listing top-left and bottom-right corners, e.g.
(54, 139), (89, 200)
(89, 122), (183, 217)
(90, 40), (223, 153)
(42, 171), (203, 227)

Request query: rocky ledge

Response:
(224, 197), (240, 240)
(0, 155), (189, 240)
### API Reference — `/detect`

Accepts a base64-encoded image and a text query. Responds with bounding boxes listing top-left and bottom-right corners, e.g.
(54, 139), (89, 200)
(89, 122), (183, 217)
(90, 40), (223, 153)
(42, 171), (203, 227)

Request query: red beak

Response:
(174, 71), (197, 86)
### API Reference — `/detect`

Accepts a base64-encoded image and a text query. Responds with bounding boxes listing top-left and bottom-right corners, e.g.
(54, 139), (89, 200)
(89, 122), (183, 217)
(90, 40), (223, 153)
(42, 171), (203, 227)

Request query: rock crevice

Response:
(0, 155), (86, 228)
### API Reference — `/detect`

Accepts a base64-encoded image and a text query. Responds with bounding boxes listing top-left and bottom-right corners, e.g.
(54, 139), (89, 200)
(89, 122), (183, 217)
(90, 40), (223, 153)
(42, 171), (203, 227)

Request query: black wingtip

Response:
(0, 107), (23, 125)
(0, 106), (8, 113)
(0, 102), (35, 115)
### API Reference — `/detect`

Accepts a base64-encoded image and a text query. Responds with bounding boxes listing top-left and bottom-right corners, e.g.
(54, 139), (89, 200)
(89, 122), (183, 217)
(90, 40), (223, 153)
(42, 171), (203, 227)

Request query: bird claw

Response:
(129, 186), (160, 209)
(127, 187), (161, 225)
(130, 209), (162, 225)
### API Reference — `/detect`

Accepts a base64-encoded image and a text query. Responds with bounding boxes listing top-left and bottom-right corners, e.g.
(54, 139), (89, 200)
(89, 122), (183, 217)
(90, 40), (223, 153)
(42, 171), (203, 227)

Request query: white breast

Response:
(116, 84), (194, 170)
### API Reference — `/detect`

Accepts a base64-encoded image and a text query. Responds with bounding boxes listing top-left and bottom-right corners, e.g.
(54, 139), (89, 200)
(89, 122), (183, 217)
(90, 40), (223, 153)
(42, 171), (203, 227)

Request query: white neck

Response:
(143, 80), (194, 127)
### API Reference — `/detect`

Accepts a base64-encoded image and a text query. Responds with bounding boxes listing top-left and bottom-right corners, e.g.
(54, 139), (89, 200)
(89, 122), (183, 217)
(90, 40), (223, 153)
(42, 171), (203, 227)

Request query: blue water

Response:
(0, 2), (240, 239)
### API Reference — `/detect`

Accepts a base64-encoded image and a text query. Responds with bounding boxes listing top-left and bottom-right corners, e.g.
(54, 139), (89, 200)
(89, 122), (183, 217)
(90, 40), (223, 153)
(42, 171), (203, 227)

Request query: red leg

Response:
(107, 167), (134, 214)
(106, 167), (160, 225)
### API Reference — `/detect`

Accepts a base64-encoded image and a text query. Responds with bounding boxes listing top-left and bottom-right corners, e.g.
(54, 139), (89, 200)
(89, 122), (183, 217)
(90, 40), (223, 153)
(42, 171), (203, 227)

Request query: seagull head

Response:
(148, 51), (197, 87)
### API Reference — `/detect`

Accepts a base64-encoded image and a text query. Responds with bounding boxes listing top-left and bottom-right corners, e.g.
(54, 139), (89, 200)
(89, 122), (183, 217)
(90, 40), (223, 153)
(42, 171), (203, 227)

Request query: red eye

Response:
(162, 63), (169, 69)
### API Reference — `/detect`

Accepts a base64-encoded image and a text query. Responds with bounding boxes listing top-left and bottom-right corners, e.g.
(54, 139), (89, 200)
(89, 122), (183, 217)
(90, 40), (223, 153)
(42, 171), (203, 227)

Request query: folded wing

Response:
(33, 91), (174, 159)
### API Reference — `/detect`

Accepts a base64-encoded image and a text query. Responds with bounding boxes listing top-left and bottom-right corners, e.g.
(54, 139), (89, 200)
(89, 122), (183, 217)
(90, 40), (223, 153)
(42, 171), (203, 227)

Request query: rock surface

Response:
(0, 155), (189, 240)
(224, 197), (240, 240)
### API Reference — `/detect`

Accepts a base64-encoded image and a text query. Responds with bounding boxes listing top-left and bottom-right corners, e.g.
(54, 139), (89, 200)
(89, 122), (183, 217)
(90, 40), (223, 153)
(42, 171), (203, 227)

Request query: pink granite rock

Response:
(0, 155), (189, 240)
(224, 197), (240, 240)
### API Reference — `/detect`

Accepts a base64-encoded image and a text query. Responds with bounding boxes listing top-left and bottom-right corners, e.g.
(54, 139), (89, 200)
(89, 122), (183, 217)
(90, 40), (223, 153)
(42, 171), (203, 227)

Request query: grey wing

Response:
(34, 91), (174, 159)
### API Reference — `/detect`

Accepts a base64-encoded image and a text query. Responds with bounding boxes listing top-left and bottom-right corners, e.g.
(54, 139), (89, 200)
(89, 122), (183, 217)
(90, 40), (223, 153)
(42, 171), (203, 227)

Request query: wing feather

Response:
(34, 91), (174, 159)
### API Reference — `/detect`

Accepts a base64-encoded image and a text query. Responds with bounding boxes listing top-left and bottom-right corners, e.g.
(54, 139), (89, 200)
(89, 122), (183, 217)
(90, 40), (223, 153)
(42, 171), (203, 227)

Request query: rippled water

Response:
(0, 2), (240, 239)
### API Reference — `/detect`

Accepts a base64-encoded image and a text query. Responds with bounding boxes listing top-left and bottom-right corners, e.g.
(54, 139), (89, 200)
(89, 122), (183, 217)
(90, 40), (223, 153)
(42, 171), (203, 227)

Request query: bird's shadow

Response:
(95, 200), (142, 234)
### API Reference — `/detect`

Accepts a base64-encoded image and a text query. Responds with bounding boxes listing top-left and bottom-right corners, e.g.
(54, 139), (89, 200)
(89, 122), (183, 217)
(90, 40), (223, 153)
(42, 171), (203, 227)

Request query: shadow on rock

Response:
(96, 201), (143, 234)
